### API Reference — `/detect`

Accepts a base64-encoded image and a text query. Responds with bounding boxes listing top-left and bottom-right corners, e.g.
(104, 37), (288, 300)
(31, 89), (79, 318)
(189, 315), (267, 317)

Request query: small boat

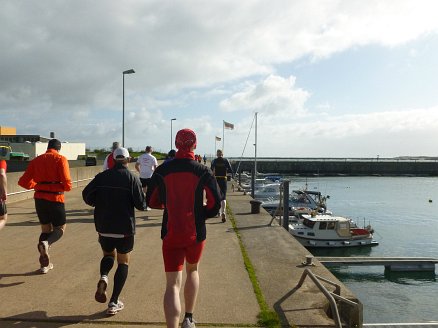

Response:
(239, 178), (279, 192)
(254, 183), (281, 200)
(261, 190), (328, 216)
(260, 174), (283, 182)
(288, 213), (378, 248)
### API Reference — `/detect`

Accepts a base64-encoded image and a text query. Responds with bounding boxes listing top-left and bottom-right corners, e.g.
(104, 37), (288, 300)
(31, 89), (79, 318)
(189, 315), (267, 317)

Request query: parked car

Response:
(85, 156), (97, 166)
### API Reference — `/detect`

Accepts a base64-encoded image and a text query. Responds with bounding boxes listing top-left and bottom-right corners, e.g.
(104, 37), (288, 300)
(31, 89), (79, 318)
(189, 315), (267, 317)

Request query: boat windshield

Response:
(319, 221), (336, 230)
(302, 218), (315, 228)
(291, 192), (312, 204)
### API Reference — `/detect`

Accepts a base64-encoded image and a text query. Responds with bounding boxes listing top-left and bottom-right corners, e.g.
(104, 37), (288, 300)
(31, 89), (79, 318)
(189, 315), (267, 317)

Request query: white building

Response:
(0, 133), (86, 160)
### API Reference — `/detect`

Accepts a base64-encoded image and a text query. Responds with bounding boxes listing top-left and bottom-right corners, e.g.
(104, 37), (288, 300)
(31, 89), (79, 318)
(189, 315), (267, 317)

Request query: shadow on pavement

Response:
(1, 310), (108, 328)
(5, 220), (40, 227)
(65, 209), (94, 217)
(0, 269), (41, 288)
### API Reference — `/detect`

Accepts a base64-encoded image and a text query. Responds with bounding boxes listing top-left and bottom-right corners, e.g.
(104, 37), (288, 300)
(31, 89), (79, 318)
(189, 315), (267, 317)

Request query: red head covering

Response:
(175, 129), (197, 151)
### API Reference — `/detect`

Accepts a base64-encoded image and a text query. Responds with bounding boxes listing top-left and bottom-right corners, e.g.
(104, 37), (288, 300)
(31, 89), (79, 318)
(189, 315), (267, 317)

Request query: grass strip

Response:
(227, 207), (281, 328)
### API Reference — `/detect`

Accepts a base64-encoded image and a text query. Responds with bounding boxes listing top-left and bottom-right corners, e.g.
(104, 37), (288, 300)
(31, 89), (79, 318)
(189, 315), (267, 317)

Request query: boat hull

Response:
(290, 234), (379, 248)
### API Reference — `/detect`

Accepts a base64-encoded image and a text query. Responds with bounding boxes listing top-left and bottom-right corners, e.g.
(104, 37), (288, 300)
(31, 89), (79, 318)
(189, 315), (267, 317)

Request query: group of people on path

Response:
(3, 128), (233, 328)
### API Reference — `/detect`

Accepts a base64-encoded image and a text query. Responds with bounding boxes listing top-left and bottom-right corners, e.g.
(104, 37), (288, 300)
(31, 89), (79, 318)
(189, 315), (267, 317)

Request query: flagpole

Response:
(254, 112), (258, 176)
(222, 120), (225, 151)
(214, 136), (216, 155)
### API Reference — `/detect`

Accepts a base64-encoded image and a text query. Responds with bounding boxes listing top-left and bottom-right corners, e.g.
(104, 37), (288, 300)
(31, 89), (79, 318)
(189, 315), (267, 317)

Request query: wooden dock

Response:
(316, 257), (438, 272)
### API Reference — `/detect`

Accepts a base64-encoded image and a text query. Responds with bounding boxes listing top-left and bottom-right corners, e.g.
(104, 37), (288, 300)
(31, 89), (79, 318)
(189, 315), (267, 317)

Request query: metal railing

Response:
(295, 268), (362, 328)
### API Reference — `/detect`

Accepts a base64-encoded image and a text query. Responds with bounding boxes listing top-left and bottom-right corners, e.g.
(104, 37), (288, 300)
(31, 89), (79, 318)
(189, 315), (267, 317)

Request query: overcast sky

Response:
(2, 0), (438, 158)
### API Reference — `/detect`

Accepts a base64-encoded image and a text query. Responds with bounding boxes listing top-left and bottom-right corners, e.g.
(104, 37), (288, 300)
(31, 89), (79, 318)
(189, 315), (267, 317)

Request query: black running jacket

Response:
(82, 163), (146, 236)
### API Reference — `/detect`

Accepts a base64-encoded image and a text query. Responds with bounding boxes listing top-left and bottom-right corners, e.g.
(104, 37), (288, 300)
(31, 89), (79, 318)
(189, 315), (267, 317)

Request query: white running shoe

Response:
(106, 300), (124, 315)
(39, 263), (54, 274)
(181, 317), (196, 328)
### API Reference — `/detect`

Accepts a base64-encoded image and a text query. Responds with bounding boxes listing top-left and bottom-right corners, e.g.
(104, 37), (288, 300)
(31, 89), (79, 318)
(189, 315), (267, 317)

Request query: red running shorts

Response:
(162, 240), (205, 272)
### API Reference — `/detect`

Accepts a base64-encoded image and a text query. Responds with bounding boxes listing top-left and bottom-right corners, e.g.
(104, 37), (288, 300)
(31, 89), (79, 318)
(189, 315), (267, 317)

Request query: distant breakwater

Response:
(230, 158), (438, 176)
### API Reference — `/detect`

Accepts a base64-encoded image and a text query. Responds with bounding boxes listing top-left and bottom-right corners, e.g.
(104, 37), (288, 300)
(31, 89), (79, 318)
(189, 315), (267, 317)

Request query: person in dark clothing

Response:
(163, 149), (176, 164)
(82, 147), (146, 315)
(210, 149), (233, 222)
(147, 128), (221, 328)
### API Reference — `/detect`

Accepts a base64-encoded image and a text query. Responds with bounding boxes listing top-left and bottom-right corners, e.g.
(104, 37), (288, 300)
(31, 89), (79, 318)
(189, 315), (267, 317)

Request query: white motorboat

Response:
(254, 183), (281, 200)
(288, 213), (378, 248)
(239, 178), (279, 192)
(261, 190), (328, 216)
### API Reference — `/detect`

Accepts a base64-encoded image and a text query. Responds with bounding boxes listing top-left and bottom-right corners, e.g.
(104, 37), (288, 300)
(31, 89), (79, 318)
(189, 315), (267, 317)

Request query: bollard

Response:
(301, 255), (315, 266)
(282, 180), (290, 230)
(250, 199), (262, 214)
(305, 255), (314, 265)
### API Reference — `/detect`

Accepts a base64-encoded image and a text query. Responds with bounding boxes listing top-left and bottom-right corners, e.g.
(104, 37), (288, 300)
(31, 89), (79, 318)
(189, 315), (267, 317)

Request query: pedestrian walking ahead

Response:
(211, 149), (233, 222)
(147, 129), (221, 328)
(18, 139), (72, 274)
(82, 147), (146, 315)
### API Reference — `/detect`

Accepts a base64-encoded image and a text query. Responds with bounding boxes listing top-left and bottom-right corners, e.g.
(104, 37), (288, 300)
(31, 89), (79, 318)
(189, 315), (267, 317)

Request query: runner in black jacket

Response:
(82, 147), (145, 315)
(211, 149), (233, 222)
(147, 128), (221, 328)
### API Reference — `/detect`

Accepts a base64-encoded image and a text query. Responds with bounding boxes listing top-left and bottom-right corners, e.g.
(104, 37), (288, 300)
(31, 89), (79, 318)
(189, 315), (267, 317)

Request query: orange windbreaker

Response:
(18, 149), (72, 203)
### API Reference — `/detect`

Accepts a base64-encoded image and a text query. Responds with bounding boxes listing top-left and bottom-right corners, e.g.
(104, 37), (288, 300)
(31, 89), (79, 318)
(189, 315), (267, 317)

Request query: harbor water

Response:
(283, 176), (438, 324)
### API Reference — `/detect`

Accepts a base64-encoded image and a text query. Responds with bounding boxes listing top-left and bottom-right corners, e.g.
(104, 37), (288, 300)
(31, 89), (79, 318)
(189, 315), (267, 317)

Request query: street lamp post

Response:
(122, 69), (135, 147)
(170, 118), (176, 150)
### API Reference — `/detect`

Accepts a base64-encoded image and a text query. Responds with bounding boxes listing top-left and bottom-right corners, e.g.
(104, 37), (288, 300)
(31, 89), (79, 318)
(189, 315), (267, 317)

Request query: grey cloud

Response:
(2, 0), (438, 154)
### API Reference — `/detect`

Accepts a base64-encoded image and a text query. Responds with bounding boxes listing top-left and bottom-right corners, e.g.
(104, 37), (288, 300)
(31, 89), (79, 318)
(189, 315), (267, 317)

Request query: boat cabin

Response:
(297, 215), (352, 239)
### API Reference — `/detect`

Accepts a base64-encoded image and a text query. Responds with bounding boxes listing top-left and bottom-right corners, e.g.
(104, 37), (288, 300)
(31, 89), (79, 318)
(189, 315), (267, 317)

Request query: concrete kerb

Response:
(226, 206), (280, 327)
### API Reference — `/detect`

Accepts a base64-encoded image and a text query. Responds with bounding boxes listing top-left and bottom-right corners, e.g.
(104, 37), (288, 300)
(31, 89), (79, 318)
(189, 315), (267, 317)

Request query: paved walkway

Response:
(0, 183), (356, 327)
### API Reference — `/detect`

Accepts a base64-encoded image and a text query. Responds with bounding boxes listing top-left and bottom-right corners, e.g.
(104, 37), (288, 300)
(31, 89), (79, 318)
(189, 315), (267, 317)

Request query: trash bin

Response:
(250, 199), (262, 214)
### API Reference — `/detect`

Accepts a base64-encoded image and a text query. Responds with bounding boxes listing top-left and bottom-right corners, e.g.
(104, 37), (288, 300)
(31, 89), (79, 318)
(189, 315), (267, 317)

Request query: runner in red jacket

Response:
(0, 159), (7, 230)
(147, 128), (221, 328)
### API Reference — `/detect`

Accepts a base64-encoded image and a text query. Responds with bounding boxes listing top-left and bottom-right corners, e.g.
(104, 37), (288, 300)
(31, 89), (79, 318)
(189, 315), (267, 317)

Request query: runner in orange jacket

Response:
(18, 139), (72, 274)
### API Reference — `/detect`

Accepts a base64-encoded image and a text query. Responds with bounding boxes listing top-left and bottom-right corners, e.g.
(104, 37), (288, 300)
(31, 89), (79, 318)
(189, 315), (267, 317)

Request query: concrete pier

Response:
(1, 167), (362, 327)
(232, 158), (438, 176)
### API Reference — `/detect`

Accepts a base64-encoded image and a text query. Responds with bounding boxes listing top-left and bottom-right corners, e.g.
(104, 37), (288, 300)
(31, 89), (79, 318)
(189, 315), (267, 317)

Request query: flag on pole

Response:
(215, 136), (221, 141)
(223, 121), (234, 130)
